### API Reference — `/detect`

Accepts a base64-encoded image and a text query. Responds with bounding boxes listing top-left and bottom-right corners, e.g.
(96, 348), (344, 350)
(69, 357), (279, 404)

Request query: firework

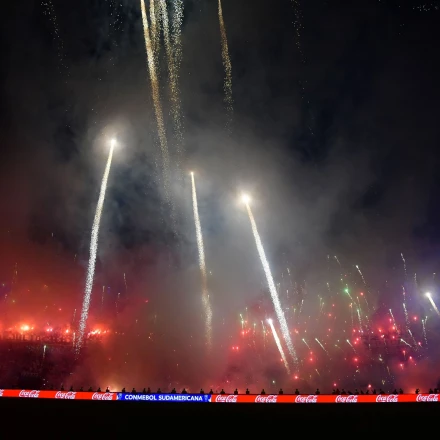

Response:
(425, 292), (440, 316)
(149, 0), (160, 56)
(76, 139), (115, 353)
(140, 0), (172, 204)
(159, 0), (184, 164)
(242, 194), (298, 365)
(218, 0), (233, 130)
(190, 172), (212, 349)
(267, 318), (290, 374)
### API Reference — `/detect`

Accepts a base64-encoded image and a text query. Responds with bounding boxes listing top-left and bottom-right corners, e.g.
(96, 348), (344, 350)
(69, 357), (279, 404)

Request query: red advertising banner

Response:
(0, 389), (117, 401)
(211, 393), (440, 403)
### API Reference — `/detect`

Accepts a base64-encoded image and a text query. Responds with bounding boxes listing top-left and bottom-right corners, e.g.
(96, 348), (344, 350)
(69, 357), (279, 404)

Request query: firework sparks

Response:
(218, 0), (233, 131)
(267, 318), (290, 374)
(355, 265), (366, 285)
(315, 338), (330, 357)
(149, 0), (160, 56)
(140, 0), (172, 204)
(159, 0), (184, 164)
(76, 139), (115, 353)
(191, 172), (212, 349)
(242, 194), (298, 365)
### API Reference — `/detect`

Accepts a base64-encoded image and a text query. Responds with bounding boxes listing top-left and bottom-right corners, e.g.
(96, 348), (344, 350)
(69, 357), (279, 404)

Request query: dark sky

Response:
(0, 0), (440, 389)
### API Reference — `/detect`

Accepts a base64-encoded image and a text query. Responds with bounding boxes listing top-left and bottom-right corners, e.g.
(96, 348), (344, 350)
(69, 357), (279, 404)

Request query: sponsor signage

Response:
(117, 393), (210, 402)
(0, 390), (438, 403)
(210, 393), (440, 403)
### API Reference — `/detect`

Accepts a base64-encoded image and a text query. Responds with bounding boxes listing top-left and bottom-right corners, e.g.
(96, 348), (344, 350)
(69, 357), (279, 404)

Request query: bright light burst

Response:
(426, 292), (440, 316)
(76, 139), (115, 354)
(243, 198), (298, 366)
(191, 172), (212, 349)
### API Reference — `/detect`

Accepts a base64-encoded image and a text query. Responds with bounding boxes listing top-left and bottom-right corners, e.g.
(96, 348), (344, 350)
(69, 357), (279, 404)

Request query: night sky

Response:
(0, 1), (440, 390)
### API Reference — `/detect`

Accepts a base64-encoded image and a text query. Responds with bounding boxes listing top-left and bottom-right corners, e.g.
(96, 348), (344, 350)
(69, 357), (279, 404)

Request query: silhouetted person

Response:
(245, 388), (250, 395)
(157, 388), (162, 394)
(60, 385), (64, 391)
(141, 388), (146, 394)
(147, 387), (151, 394)
(415, 388), (420, 394)
(79, 387), (84, 392)
(200, 389), (204, 394)
(315, 389), (320, 395)
(435, 388), (439, 393)
(279, 388), (283, 395)
(234, 389), (238, 395)
(336, 388), (340, 394)
(393, 389), (398, 394)
(379, 389), (385, 395)
(131, 388), (136, 394)
(360, 390), (364, 395)
(354, 389), (359, 395)
(69, 386), (74, 392)
(294, 389), (300, 395)
(399, 388), (403, 394)
(209, 389), (214, 395)
(429, 388), (434, 393)
(181, 388), (187, 394)
(372, 389), (376, 395)
(220, 389), (225, 395)
(97, 387), (101, 392)
(88, 387), (93, 392)
(331, 389), (336, 395)
(171, 388), (177, 394)
(348, 390), (353, 395)
(341, 389), (346, 395)
(366, 389), (369, 395)
(121, 387), (126, 393)
(261, 389), (266, 395)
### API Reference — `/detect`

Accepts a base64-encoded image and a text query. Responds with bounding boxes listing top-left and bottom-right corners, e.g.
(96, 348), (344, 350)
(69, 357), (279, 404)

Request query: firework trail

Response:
(355, 265), (366, 285)
(76, 140), (115, 354)
(315, 338), (330, 357)
(422, 317), (428, 345)
(149, 0), (160, 56)
(171, 0), (184, 72)
(302, 338), (310, 349)
(159, 0), (184, 163)
(426, 292), (440, 316)
(124, 273), (128, 295)
(401, 253), (407, 279)
(243, 196), (298, 365)
(267, 319), (290, 374)
(101, 286), (105, 310)
(190, 172), (212, 349)
(140, 0), (172, 205)
(218, 0), (233, 131)
(334, 255), (341, 266)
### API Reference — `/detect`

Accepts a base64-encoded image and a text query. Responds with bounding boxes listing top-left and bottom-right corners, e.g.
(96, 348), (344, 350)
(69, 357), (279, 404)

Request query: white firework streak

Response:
(76, 143), (114, 353)
(171, 0), (184, 74)
(149, 0), (160, 56)
(245, 202), (298, 365)
(140, 0), (172, 204)
(190, 173), (212, 349)
(267, 319), (290, 374)
(159, 0), (184, 160)
(218, 0), (233, 130)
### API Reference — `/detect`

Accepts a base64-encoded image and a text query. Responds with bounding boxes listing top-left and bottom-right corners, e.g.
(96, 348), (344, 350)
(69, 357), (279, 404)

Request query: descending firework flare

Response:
(267, 319), (290, 374)
(76, 140), (115, 354)
(218, 0), (233, 131)
(140, 0), (172, 205)
(159, 0), (184, 164)
(190, 173), (212, 349)
(426, 292), (440, 316)
(242, 195), (298, 365)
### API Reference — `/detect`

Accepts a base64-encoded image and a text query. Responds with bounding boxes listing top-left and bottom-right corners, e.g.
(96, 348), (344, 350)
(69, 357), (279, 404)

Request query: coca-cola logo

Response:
(0, 389), (4, 397)
(335, 395), (358, 403)
(215, 394), (238, 403)
(92, 392), (114, 400)
(55, 391), (76, 399)
(255, 394), (278, 403)
(19, 390), (40, 398)
(294, 395), (318, 403)
(376, 394), (398, 403)
(416, 394), (439, 402)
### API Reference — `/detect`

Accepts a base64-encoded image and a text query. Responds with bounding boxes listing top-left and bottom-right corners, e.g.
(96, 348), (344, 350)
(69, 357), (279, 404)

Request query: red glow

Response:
(368, 384), (372, 388)
(328, 313), (332, 317)
(309, 358), (313, 362)
(294, 375), (298, 379)
(354, 358), (358, 362)
(413, 316), (417, 321)
(360, 292), (364, 296)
